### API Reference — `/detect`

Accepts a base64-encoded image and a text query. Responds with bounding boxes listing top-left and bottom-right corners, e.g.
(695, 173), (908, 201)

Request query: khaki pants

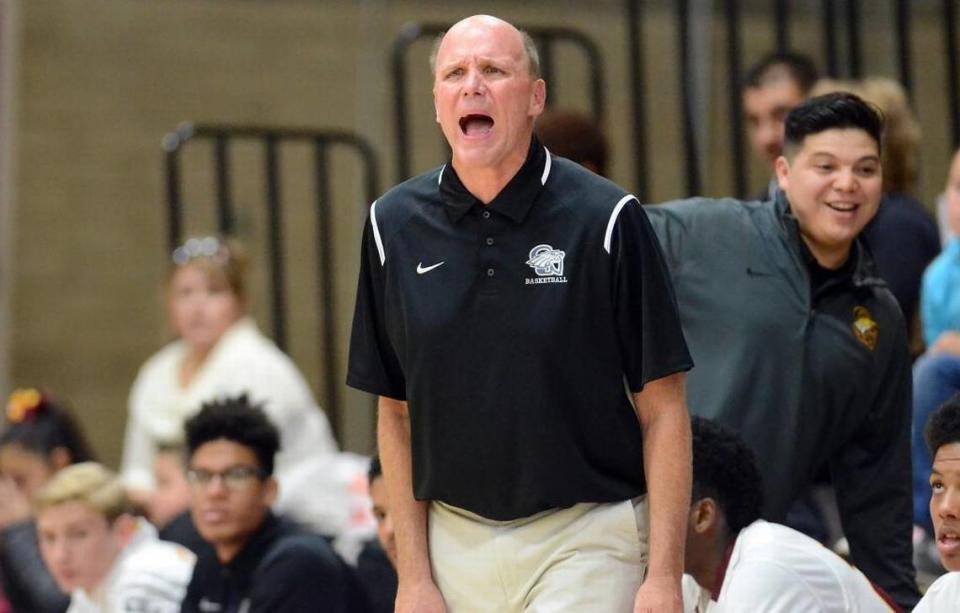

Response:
(428, 497), (649, 612)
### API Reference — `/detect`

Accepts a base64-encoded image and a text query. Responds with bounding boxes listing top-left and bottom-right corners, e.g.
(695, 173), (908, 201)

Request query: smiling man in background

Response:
(646, 92), (920, 609)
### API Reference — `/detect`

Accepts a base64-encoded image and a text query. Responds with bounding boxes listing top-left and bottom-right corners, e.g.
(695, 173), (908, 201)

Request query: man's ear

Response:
(263, 476), (279, 508)
(774, 155), (791, 192)
(690, 497), (719, 535)
(530, 79), (546, 116)
(112, 514), (138, 547)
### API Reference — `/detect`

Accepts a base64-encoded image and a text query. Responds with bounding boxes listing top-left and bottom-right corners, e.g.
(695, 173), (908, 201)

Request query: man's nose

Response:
(462, 68), (485, 95)
(834, 168), (858, 191)
(940, 488), (960, 519)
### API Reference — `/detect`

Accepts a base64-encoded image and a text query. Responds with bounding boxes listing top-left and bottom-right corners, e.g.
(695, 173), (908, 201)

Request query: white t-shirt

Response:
(121, 317), (373, 540)
(682, 520), (895, 612)
(67, 520), (194, 613)
(914, 572), (960, 612)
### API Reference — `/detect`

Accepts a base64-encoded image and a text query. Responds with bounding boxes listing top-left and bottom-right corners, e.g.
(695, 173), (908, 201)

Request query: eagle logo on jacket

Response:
(852, 306), (879, 351)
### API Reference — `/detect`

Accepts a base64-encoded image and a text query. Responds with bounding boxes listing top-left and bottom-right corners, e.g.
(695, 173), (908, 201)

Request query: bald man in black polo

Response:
(348, 14), (692, 613)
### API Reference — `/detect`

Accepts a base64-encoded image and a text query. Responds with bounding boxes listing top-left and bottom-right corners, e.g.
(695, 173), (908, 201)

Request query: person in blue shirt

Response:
(914, 148), (960, 546)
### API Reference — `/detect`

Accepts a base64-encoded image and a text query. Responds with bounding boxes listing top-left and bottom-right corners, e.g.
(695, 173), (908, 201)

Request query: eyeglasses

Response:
(185, 465), (265, 490)
(172, 236), (230, 266)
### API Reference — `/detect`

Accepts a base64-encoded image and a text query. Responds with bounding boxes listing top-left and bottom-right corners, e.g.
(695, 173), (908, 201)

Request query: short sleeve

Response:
(346, 214), (406, 400)
(609, 198), (693, 391)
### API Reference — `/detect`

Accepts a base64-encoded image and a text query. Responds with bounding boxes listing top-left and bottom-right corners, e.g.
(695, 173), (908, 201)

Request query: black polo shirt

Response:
(347, 138), (692, 520)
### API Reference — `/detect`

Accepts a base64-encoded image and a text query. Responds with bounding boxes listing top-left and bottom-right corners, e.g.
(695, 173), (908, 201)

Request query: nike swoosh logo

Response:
(417, 261), (445, 274)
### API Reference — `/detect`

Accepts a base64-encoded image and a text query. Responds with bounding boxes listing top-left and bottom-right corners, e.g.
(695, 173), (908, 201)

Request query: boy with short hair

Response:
(35, 461), (194, 612)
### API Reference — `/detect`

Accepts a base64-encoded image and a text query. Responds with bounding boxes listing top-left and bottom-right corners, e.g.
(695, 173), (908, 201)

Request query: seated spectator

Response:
(35, 462), (195, 612)
(534, 109), (609, 176)
(682, 417), (899, 612)
(180, 395), (363, 613)
(914, 148), (960, 548)
(355, 455), (397, 613)
(121, 236), (369, 542)
(811, 77), (939, 340)
(150, 441), (211, 556)
(914, 396), (960, 610)
(0, 389), (95, 613)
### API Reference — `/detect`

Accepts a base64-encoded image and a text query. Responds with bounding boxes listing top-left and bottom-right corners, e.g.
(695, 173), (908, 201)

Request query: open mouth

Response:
(459, 114), (495, 136)
(825, 202), (859, 213)
(938, 529), (960, 555)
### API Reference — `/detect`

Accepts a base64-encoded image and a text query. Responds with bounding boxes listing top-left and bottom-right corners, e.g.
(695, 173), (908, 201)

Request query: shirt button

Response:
(486, 268), (495, 277)
(482, 211), (491, 219)
(485, 237), (494, 246)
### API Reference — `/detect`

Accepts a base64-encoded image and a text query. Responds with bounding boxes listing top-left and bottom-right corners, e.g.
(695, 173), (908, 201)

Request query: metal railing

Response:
(161, 123), (380, 438)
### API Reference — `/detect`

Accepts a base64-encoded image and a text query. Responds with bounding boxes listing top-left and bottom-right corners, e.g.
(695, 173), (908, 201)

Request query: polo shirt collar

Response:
(439, 135), (550, 224)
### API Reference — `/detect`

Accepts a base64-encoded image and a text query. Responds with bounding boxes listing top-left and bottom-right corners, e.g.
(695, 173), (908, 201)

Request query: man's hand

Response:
(633, 574), (683, 613)
(396, 579), (447, 613)
(932, 331), (960, 356)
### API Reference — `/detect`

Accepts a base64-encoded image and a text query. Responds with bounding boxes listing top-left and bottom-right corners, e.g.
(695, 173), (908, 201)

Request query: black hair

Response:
(783, 92), (884, 155)
(1, 390), (96, 464)
(534, 109), (609, 177)
(925, 394), (960, 457)
(368, 453), (383, 485)
(743, 51), (819, 94)
(691, 416), (764, 535)
(184, 394), (280, 475)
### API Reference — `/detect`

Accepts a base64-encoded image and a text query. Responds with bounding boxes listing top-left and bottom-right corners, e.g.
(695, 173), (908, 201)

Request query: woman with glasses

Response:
(120, 237), (351, 540)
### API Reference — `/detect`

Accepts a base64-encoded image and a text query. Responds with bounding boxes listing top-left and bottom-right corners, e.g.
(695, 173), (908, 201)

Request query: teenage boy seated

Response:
(179, 394), (363, 613)
(35, 462), (195, 612)
(914, 396), (960, 611)
(355, 455), (397, 613)
(681, 417), (899, 612)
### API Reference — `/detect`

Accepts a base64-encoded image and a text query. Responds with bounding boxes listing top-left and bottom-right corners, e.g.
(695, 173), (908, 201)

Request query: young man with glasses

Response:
(179, 395), (364, 613)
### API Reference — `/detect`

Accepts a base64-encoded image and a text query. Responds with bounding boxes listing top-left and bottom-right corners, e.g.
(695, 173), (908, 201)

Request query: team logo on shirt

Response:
(525, 244), (567, 284)
(852, 306), (879, 351)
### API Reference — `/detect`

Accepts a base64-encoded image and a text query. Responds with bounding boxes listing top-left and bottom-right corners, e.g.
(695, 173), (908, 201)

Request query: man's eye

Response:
(932, 480), (944, 492)
(446, 68), (463, 78)
(484, 66), (502, 74)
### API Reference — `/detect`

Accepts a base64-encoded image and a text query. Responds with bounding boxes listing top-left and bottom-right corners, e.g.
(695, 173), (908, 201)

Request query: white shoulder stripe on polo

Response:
(603, 195), (638, 254)
(438, 164), (445, 185)
(369, 200), (386, 265)
(541, 147), (552, 185)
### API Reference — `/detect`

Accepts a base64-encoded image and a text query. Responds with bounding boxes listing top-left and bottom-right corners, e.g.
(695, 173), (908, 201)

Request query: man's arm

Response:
(831, 335), (920, 610)
(631, 371), (691, 613)
(378, 396), (446, 613)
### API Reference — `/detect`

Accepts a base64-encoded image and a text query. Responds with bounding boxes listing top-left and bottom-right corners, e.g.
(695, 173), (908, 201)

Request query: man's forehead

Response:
(437, 16), (525, 63)
(935, 442), (960, 466)
(793, 128), (880, 157)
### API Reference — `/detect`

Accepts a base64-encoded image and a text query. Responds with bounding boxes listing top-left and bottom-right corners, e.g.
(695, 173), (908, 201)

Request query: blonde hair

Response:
(811, 77), (921, 194)
(34, 462), (129, 522)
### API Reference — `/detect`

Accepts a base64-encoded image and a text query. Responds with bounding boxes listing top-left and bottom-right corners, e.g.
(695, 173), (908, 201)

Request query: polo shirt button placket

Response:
(485, 237), (494, 246)
(482, 210), (491, 219)
(487, 268), (495, 277)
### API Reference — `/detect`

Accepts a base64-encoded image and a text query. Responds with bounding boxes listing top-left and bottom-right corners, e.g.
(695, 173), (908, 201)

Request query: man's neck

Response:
(451, 140), (531, 204)
(690, 532), (735, 599)
(799, 234), (851, 270)
(215, 540), (245, 564)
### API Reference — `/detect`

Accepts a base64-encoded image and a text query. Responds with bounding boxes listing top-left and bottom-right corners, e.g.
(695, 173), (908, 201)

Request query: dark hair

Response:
(783, 92), (883, 155)
(743, 51), (819, 94)
(1, 389), (96, 464)
(184, 394), (280, 475)
(368, 454), (383, 485)
(691, 416), (763, 535)
(534, 109), (609, 177)
(925, 394), (960, 457)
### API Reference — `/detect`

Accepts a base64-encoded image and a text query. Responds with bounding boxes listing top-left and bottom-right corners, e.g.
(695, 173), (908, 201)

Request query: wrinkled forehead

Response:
(435, 18), (527, 69)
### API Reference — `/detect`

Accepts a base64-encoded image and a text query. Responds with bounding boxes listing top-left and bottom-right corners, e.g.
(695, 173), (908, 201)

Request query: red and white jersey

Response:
(682, 520), (896, 612)
(913, 572), (960, 612)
